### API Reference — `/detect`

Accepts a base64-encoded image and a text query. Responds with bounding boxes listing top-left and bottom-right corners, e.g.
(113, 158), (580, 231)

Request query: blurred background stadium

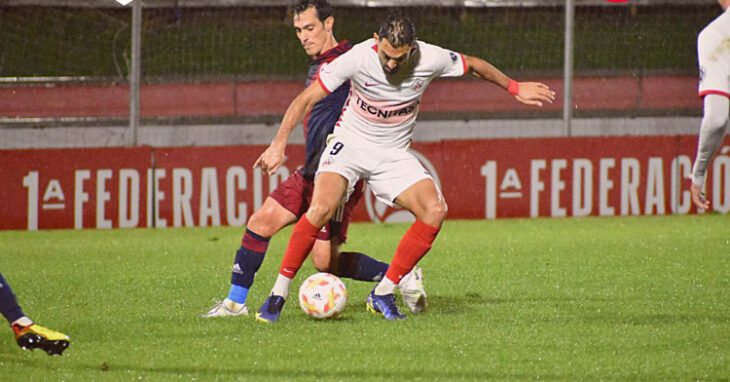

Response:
(1, 0), (714, 78)
(0, 0), (719, 147)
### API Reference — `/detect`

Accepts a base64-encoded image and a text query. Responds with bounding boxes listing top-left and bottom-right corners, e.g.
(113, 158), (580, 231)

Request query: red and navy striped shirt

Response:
(302, 40), (352, 180)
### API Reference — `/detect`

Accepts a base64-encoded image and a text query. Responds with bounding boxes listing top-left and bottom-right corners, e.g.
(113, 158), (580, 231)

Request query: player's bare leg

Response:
(203, 197), (296, 318)
(367, 179), (446, 319)
(256, 172), (347, 323)
(306, 173), (349, 226)
(249, 198), (300, 236)
(311, 238), (337, 273)
(394, 179), (448, 228)
(311, 233), (389, 283)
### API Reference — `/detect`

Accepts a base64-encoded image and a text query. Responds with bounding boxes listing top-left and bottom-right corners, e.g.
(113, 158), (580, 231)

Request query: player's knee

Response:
(423, 199), (448, 226)
(247, 210), (264, 227)
(436, 199), (449, 222)
(306, 203), (336, 226)
(245, 211), (266, 233)
(246, 211), (276, 237)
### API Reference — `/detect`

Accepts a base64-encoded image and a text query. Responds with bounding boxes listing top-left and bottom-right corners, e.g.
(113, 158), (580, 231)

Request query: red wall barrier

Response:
(0, 76), (701, 118)
(2, 135), (728, 231)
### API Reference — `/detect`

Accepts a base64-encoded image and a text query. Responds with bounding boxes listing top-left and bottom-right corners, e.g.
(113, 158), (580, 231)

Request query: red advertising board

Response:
(427, 136), (721, 220)
(2, 135), (728, 231)
(0, 147), (152, 230)
(149, 145), (304, 228)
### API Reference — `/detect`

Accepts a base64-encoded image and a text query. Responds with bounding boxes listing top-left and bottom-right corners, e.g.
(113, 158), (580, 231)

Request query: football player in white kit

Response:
(255, 16), (555, 322)
(692, 0), (730, 210)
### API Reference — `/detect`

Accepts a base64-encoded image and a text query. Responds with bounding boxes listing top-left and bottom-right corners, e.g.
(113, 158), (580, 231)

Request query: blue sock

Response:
(227, 284), (249, 304)
(0, 272), (25, 324)
(228, 229), (269, 304)
(335, 252), (388, 282)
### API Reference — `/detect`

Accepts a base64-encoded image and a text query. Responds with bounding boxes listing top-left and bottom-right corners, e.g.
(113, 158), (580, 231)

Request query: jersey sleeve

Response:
(317, 47), (360, 95)
(427, 43), (467, 78)
(697, 28), (730, 98)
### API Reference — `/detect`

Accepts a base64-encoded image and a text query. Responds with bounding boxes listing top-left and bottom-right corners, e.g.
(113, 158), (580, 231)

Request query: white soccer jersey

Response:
(698, 8), (730, 98)
(317, 38), (466, 149)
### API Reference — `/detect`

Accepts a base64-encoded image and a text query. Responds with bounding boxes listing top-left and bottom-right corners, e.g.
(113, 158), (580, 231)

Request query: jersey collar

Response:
(310, 40), (352, 64)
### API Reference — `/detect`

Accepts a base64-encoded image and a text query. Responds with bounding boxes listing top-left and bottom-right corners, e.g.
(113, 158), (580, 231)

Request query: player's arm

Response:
(462, 54), (555, 107)
(691, 94), (730, 210)
(254, 80), (328, 175)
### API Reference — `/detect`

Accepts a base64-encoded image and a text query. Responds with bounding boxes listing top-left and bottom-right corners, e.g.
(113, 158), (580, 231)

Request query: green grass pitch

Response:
(0, 215), (728, 381)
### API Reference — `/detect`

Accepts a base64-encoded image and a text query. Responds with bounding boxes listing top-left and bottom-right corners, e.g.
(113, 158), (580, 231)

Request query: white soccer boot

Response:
(201, 298), (249, 317)
(398, 267), (427, 313)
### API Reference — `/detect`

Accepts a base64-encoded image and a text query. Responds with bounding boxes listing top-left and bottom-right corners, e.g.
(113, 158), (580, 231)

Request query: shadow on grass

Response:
(0, 351), (70, 371)
(581, 312), (730, 326)
(431, 294), (730, 326)
(0, 352), (574, 380)
(428, 293), (490, 314)
(80, 361), (570, 380)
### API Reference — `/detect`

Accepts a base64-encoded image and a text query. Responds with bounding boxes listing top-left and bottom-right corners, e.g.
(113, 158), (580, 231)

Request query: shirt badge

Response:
(412, 78), (424, 91)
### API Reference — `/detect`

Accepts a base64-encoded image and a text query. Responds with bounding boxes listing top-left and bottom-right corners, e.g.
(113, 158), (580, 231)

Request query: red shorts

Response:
(269, 169), (363, 243)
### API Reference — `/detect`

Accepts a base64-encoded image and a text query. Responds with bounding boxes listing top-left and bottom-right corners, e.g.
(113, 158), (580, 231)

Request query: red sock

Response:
(385, 220), (441, 284)
(279, 215), (321, 278)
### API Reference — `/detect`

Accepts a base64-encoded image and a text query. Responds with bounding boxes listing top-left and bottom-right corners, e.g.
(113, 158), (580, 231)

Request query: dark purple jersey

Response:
(302, 40), (352, 180)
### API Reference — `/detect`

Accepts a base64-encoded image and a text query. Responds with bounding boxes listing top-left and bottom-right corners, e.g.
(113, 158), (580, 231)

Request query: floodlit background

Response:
(0, 0), (716, 133)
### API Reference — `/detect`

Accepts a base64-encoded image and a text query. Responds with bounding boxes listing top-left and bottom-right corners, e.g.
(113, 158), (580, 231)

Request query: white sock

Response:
(374, 277), (397, 296)
(223, 298), (246, 312)
(12, 316), (33, 327)
(271, 274), (292, 299)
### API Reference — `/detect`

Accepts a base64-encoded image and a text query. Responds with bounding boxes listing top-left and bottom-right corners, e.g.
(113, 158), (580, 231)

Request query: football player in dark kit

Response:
(204, 0), (426, 319)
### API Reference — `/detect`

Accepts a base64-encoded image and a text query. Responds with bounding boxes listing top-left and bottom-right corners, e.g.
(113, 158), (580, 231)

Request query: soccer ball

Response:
(298, 272), (347, 319)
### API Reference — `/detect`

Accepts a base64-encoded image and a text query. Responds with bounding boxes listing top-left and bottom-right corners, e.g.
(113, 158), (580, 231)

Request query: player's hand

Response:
(690, 183), (710, 210)
(515, 82), (555, 107)
(254, 145), (286, 175)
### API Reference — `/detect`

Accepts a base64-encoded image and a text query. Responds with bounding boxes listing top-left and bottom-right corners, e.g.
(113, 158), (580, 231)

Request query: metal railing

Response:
(0, 0), (717, 145)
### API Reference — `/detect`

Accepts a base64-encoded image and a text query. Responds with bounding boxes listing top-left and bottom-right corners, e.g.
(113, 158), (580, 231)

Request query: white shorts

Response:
(316, 135), (433, 207)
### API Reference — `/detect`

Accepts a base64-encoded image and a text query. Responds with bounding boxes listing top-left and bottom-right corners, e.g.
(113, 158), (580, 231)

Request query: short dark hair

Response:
(377, 15), (416, 48)
(292, 0), (333, 22)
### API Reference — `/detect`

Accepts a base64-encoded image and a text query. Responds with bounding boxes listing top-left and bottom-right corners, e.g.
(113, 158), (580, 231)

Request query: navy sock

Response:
(0, 272), (25, 324)
(334, 252), (388, 282)
(228, 229), (269, 303)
